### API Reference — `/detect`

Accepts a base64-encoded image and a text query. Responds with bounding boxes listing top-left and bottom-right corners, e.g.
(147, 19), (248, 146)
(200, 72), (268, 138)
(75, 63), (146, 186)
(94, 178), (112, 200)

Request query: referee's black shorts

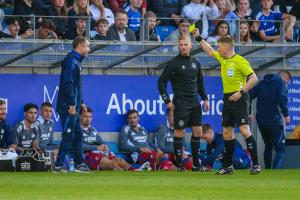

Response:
(173, 99), (202, 129)
(222, 92), (250, 127)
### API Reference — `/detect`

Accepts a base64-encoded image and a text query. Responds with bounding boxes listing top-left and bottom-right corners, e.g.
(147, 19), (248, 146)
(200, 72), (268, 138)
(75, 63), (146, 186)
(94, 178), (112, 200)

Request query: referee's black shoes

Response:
(216, 165), (234, 175)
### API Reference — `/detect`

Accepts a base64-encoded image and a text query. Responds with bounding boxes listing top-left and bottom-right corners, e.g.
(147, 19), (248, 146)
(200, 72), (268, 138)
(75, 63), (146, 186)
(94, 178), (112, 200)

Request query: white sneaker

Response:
(138, 162), (152, 171)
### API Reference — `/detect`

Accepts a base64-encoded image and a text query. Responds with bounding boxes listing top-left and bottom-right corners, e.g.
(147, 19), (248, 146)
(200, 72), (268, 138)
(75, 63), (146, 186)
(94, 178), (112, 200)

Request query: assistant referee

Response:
(158, 35), (209, 171)
(193, 29), (261, 175)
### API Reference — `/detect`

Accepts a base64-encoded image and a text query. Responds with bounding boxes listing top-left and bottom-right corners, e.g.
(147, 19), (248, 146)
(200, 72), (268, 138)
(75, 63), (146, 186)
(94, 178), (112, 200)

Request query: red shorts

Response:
(166, 153), (192, 170)
(84, 152), (103, 170)
(137, 151), (156, 170)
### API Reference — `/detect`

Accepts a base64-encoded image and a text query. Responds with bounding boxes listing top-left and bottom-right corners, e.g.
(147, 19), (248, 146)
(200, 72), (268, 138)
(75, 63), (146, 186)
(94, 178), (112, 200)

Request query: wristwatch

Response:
(239, 89), (245, 95)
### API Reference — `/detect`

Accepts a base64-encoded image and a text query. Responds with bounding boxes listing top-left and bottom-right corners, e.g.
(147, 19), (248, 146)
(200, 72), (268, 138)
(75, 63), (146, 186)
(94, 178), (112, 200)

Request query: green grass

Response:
(0, 170), (299, 200)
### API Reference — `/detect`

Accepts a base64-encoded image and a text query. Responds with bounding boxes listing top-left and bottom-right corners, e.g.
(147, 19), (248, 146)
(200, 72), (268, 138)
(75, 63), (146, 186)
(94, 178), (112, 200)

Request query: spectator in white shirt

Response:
(181, 0), (219, 39)
(90, 0), (114, 26)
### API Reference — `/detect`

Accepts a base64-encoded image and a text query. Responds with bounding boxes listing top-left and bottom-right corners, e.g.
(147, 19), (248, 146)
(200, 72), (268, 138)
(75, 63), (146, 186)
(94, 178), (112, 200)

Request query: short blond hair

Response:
(217, 35), (234, 47)
(178, 35), (192, 43)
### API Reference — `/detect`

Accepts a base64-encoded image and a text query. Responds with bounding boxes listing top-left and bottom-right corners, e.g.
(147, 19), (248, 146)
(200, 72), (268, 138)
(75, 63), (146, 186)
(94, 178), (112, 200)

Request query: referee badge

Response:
(178, 120), (185, 127)
(228, 68), (234, 77)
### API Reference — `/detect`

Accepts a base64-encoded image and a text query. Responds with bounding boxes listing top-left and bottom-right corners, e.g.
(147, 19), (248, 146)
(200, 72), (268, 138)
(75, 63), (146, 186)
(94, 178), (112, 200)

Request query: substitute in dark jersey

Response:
(0, 99), (15, 150)
(158, 35), (209, 171)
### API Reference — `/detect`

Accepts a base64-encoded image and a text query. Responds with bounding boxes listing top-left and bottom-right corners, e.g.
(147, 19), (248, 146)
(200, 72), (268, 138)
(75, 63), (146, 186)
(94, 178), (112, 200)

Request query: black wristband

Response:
(239, 89), (245, 95)
(195, 35), (203, 42)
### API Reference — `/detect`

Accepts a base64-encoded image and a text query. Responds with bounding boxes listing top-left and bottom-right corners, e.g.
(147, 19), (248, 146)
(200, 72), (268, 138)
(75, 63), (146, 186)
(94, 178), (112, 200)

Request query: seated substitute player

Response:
(158, 35), (210, 171)
(119, 109), (166, 170)
(81, 107), (151, 171)
(13, 103), (42, 154)
(193, 28), (261, 175)
(201, 124), (251, 170)
(154, 109), (193, 170)
(36, 102), (59, 156)
(0, 99), (15, 150)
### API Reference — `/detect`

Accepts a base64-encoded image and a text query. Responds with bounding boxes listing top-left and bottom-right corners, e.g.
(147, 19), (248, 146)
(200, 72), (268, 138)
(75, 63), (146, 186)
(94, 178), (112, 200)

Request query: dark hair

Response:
(72, 36), (87, 49)
(0, 99), (6, 106)
(80, 106), (93, 114)
(41, 102), (53, 108)
(279, 70), (292, 80)
(144, 11), (157, 19)
(126, 109), (139, 118)
(179, 18), (191, 25)
(24, 103), (38, 112)
(51, 0), (68, 17)
(211, 20), (230, 37)
(5, 16), (20, 26)
(202, 123), (213, 134)
(40, 19), (56, 31)
(116, 10), (128, 18)
(95, 18), (109, 27)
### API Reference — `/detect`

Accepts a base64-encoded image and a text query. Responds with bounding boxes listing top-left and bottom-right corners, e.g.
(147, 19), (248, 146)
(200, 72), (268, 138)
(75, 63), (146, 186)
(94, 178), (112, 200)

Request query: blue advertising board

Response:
(0, 74), (224, 132)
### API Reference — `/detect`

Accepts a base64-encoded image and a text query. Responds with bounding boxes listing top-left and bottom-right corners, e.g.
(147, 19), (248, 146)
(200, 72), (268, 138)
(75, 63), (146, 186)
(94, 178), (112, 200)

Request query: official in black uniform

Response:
(158, 35), (209, 171)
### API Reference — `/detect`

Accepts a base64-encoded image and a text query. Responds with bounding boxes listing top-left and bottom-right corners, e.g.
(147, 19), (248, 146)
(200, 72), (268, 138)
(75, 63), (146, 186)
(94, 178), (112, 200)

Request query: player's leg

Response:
(272, 124), (285, 169)
(173, 103), (187, 170)
(257, 122), (273, 169)
(235, 93), (260, 174)
(54, 114), (76, 172)
(239, 125), (259, 169)
(100, 157), (123, 170)
(112, 157), (136, 171)
(73, 115), (91, 172)
(217, 98), (235, 174)
(189, 104), (203, 171)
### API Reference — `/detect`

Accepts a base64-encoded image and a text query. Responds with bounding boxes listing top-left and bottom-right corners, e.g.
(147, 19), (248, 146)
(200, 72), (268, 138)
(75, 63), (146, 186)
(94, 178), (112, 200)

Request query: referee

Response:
(193, 29), (261, 175)
(158, 35), (210, 171)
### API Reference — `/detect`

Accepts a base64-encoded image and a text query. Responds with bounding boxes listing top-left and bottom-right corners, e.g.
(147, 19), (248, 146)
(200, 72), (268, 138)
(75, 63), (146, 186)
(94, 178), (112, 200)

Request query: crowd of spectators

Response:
(0, 0), (299, 42)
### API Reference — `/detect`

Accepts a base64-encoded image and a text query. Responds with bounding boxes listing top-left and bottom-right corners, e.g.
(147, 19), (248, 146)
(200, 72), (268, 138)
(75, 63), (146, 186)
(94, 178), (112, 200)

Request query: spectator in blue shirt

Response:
(255, 0), (295, 42)
(124, 0), (143, 32)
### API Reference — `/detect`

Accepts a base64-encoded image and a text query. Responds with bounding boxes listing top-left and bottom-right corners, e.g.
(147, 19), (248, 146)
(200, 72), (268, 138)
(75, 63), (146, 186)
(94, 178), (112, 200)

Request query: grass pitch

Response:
(0, 169), (299, 200)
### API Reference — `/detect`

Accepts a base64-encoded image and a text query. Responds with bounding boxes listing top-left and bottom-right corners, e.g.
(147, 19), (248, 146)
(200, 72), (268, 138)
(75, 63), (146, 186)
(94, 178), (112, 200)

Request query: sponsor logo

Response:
(21, 162), (31, 171)
(181, 65), (186, 70)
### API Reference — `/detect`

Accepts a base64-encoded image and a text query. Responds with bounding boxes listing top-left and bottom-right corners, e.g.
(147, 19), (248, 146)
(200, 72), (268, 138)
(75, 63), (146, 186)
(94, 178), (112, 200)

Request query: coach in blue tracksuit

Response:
(249, 70), (291, 169)
(201, 124), (251, 169)
(55, 36), (91, 173)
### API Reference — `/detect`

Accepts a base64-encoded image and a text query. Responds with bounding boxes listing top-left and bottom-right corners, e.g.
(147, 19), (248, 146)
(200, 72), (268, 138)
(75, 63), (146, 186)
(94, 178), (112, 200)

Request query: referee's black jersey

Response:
(158, 54), (208, 107)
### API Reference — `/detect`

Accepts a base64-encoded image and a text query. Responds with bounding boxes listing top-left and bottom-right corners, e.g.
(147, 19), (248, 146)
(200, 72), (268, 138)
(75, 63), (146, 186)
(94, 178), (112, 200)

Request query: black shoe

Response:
(216, 165), (234, 175)
(53, 165), (68, 173)
(250, 165), (261, 175)
(75, 163), (91, 173)
(192, 165), (211, 172)
(177, 166), (186, 172)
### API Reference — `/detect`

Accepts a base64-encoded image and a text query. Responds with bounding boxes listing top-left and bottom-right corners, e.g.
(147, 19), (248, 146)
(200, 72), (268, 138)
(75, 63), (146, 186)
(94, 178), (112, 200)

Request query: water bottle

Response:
(69, 157), (75, 172)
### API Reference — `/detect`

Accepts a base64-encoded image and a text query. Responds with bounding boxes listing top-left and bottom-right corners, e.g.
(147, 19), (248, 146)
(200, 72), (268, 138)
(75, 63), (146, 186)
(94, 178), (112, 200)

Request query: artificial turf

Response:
(0, 169), (299, 200)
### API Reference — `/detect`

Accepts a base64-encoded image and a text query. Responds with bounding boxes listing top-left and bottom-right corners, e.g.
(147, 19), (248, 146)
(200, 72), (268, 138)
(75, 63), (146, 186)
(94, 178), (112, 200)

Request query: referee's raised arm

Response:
(192, 28), (214, 57)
